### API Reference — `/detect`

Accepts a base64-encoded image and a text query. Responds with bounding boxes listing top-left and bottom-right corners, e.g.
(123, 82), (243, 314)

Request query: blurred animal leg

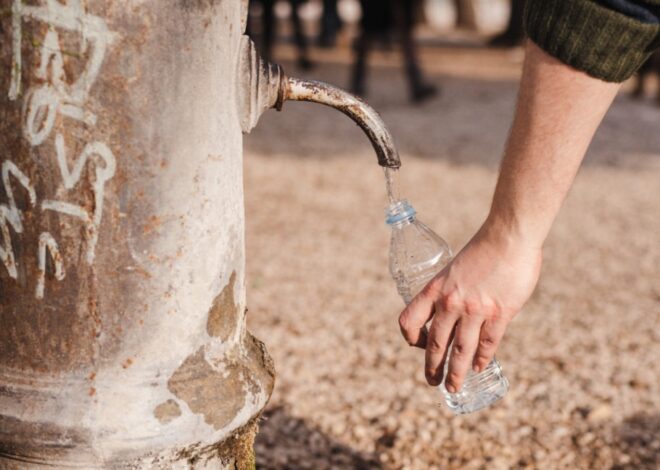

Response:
(262, 0), (275, 62)
(291, 0), (313, 70)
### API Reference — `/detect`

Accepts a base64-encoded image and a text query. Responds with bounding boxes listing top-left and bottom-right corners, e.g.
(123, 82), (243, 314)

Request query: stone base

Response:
(0, 419), (259, 469)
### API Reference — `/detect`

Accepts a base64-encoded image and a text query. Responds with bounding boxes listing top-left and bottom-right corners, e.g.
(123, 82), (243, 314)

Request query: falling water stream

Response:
(383, 167), (400, 205)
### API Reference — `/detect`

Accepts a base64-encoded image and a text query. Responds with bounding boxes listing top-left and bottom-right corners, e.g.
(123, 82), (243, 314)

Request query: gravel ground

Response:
(243, 44), (660, 469)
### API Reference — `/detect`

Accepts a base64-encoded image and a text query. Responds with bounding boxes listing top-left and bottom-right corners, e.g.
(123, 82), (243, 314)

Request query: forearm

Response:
(486, 41), (621, 248)
(401, 0), (660, 394)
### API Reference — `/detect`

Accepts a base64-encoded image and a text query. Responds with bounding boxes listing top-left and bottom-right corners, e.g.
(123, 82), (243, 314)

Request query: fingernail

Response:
(473, 364), (481, 373)
(446, 383), (456, 393)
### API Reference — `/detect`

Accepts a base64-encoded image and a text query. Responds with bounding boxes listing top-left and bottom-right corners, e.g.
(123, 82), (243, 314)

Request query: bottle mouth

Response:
(385, 199), (416, 225)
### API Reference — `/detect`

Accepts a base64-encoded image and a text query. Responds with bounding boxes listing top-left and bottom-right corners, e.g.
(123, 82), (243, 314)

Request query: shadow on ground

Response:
(611, 413), (660, 469)
(255, 406), (382, 469)
(254, 408), (660, 469)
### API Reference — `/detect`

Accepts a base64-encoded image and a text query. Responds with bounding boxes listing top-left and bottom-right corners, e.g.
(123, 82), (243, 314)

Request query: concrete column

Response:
(0, 0), (273, 467)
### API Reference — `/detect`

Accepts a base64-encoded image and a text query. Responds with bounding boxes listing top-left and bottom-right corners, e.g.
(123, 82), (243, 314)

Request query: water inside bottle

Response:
(396, 264), (444, 304)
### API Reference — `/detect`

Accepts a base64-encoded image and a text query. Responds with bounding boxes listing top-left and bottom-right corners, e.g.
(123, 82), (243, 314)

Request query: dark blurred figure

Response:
(490, 0), (526, 47)
(319, 0), (342, 48)
(631, 51), (660, 105)
(454, 0), (478, 30)
(352, 0), (437, 103)
(249, 0), (313, 70)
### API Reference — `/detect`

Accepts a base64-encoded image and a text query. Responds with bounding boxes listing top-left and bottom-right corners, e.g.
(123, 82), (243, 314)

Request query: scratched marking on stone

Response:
(53, 134), (116, 264)
(0, 161), (37, 279)
(9, 0), (118, 104)
(36, 233), (65, 299)
(2, 1), (119, 298)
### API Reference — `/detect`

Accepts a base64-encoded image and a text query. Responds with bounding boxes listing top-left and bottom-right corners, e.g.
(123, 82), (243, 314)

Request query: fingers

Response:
(444, 313), (483, 394)
(424, 309), (458, 386)
(401, 277), (511, 390)
(398, 289), (437, 349)
(472, 317), (507, 373)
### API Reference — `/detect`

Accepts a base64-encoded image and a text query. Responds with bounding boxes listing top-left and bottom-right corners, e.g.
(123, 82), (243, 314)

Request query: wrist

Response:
(480, 212), (545, 252)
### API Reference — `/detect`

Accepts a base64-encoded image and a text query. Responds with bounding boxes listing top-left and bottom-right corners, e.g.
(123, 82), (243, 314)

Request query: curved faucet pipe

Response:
(280, 77), (401, 169)
(237, 37), (400, 169)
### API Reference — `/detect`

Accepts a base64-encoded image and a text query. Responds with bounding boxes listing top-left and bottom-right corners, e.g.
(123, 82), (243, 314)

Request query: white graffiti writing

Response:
(2, 1), (119, 298)
(10, 0), (118, 105)
(53, 134), (116, 263)
(0, 161), (37, 279)
(35, 232), (65, 299)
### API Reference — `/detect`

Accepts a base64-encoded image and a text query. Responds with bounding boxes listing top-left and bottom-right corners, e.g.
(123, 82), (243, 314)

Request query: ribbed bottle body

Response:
(442, 357), (508, 414)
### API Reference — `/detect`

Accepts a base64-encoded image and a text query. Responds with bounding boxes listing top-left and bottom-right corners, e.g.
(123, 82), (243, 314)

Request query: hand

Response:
(398, 222), (542, 393)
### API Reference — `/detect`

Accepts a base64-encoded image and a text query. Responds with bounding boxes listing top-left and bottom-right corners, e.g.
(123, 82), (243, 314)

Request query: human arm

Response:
(399, 0), (660, 394)
(398, 40), (622, 392)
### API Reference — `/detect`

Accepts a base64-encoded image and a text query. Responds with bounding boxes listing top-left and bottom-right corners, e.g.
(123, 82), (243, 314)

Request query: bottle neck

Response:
(388, 215), (417, 227)
(385, 200), (417, 227)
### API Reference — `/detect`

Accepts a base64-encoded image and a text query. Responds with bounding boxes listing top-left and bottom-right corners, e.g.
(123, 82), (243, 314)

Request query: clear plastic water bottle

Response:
(386, 199), (509, 414)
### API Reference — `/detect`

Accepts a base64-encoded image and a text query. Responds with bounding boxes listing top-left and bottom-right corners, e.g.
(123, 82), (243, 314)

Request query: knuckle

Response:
(481, 302), (498, 319)
(492, 303), (510, 321)
(489, 310), (504, 322)
(442, 291), (462, 313)
(427, 336), (446, 353)
(464, 299), (483, 318)
(474, 352), (491, 364)
(479, 336), (496, 349)
(452, 342), (466, 356)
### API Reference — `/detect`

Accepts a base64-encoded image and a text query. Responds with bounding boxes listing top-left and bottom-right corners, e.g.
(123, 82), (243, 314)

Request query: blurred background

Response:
(242, 0), (660, 468)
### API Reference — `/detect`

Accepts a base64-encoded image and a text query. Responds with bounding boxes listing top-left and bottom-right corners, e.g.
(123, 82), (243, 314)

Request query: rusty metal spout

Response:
(283, 78), (401, 169)
(238, 38), (401, 169)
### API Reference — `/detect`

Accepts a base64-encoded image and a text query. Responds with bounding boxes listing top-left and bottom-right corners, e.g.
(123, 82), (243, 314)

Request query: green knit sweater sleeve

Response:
(525, 0), (660, 82)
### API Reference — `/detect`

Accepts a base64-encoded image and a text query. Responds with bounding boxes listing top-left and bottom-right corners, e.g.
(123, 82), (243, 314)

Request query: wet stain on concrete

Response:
(206, 271), (239, 341)
(154, 399), (182, 424)
(167, 348), (246, 431)
(166, 329), (275, 432)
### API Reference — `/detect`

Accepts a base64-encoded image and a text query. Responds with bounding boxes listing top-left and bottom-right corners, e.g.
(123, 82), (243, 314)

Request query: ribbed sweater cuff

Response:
(525, 0), (660, 82)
